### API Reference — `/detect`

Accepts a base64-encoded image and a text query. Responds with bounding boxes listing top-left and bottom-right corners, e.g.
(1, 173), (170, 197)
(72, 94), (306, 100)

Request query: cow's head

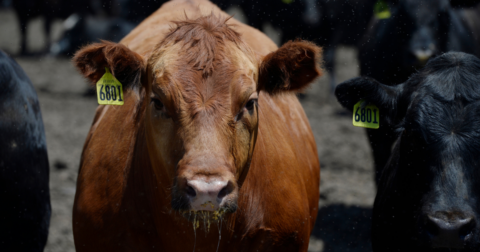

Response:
(386, 0), (477, 68)
(73, 15), (322, 220)
(336, 52), (480, 250)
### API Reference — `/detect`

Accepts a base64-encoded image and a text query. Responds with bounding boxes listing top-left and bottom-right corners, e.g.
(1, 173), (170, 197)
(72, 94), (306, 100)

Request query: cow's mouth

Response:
(179, 206), (236, 232)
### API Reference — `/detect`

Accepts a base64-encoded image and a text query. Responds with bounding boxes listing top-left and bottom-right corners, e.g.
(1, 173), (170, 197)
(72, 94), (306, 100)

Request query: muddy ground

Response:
(0, 7), (374, 252)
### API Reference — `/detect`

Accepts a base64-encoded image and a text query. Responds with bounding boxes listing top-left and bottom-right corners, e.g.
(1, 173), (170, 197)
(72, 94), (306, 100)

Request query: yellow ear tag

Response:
(353, 100), (380, 129)
(96, 67), (124, 105)
(374, 0), (391, 19)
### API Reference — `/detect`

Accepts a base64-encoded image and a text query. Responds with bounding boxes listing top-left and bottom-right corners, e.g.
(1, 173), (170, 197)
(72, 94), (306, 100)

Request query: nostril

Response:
(217, 182), (233, 200)
(217, 187), (227, 199)
(426, 216), (440, 236)
(459, 218), (475, 238)
(186, 185), (196, 198)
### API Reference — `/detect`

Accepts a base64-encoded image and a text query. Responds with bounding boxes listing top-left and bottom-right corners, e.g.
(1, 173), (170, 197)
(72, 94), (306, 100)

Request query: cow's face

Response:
(72, 15), (322, 220)
(392, 0), (451, 67)
(335, 52), (480, 250)
(394, 94), (480, 250)
(145, 36), (260, 215)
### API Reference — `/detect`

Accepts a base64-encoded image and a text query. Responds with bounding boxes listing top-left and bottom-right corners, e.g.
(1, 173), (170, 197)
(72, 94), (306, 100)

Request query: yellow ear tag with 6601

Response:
(96, 67), (124, 105)
(353, 100), (380, 129)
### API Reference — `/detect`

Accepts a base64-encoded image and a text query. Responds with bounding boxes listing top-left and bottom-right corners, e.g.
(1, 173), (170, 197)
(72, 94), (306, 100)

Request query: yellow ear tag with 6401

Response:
(96, 67), (124, 105)
(353, 100), (380, 129)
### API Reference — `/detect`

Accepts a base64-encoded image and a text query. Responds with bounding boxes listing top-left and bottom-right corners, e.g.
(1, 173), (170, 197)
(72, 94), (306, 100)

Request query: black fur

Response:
(0, 50), (51, 251)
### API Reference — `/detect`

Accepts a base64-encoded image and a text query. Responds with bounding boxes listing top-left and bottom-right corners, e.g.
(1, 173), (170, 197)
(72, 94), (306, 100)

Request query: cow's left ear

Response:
(335, 77), (406, 125)
(73, 40), (145, 89)
(258, 40), (322, 95)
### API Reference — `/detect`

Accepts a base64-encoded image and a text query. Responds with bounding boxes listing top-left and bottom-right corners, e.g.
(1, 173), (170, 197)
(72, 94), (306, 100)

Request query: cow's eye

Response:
(245, 99), (257, 111)
(152, 98), (164, 111)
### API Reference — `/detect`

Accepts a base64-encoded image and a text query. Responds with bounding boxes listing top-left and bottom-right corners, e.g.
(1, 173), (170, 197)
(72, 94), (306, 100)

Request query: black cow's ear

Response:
(72, 41), (145, 89)
(258, 40), (323, 95)
(335, 77), (404, 124)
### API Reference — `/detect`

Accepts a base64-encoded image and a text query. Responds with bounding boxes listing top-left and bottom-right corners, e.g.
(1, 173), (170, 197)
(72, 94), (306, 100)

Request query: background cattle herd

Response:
(2, 0), (480, 251)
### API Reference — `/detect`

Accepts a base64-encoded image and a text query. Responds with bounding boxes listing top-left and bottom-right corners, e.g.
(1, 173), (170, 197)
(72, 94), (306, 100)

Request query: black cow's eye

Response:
(245, 99), (257, 111)
(152, 98), (164, 110)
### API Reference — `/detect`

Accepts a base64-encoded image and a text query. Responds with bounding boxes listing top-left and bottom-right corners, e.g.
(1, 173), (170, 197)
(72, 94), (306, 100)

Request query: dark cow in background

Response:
(358, 0), (480, 185)
(50, 0), (167, 56)
(0, 50), (51, 251)
(10, 0), (165, 56)
(336, 52), (480, 251)
(214, 0), (376, 92)
(317, 0), (376, 92)
(213, 0), (318, 44)
(11, 0), (110, 55)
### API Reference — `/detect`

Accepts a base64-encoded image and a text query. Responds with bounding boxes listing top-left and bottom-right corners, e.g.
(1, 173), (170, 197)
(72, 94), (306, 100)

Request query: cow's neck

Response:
(131, 122), (171, 208)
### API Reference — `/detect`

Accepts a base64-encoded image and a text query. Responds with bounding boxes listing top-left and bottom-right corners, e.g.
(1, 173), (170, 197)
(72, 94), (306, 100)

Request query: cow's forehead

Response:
(405, 93), (480, 145)
(402, 0), (447, 10)
(147, 44), (258, 127)
(147, 14), (258, 82)
(148, 41), (257, 98)
(403, 54), (480, 140)
(145, 14), (261, 125)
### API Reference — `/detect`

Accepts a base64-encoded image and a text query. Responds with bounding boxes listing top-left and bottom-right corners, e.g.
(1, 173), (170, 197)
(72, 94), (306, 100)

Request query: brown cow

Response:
(72, 0), (321, 251)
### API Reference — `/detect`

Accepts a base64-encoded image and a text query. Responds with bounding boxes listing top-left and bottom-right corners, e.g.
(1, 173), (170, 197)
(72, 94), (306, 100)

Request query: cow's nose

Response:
(186, 180), (231, 211)
(413, 49), (433, 64)
(426, 213), (476, 248)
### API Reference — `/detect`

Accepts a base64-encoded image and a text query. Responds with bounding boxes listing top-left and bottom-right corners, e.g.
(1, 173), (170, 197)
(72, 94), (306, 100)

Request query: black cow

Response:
(0, 50), (51, 251)
(358, 0), (480, 185)
(336, 51), (480, 251)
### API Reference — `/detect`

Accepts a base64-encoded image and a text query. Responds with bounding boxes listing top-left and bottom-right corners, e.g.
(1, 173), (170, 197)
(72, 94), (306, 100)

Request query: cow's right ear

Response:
(335, 77), (404, 124)
(73, 41), (145, 89)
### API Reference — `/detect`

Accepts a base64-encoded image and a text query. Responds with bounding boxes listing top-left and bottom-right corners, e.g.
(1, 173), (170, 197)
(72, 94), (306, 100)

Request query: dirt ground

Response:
(0, 7), (374, 252)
